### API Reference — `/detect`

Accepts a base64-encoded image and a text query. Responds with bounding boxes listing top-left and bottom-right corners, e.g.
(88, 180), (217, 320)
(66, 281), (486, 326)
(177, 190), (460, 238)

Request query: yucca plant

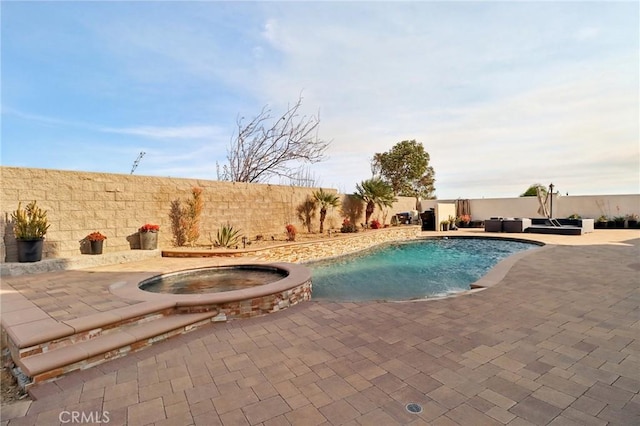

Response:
(213, 224), (242, 248)
(11, 201), (50, 239)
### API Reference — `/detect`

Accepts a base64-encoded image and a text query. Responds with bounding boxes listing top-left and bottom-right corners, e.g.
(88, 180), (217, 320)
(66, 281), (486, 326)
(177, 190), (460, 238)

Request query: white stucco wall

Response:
(435, 194), (640, 221)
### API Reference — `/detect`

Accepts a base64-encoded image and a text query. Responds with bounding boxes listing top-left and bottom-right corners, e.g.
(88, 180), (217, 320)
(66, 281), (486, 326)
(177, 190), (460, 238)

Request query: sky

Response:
(2, 1), (638, 199)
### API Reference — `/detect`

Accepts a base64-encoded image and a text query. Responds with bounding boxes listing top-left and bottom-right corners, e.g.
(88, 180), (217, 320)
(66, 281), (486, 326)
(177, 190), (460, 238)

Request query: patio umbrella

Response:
(536, 187), (550, 218)
(455, 199), (471, 218)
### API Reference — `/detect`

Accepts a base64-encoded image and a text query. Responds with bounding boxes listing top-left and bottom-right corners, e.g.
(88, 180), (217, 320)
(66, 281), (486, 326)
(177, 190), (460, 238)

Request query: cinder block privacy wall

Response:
(0, 167), (416, 261)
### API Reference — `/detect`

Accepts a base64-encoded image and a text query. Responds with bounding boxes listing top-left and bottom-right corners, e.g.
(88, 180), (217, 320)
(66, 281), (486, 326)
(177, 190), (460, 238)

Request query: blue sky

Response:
(2, 1), (638, 199)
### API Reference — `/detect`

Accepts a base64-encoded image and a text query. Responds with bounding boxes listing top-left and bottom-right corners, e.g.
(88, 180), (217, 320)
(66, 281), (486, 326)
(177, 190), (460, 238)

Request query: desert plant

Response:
(185, 187), (204, 246)
(213, 224), (242, 248)
(169, 199), (187, 246)
(296, 196), (317, 233)
(168, 188), (203, 247)
(313, 189), (340, 234)
(11, 201), (50, 239)
(567, 213), (581, 219)
(286, 224), (297, 241)
(353, 178), (396, 226)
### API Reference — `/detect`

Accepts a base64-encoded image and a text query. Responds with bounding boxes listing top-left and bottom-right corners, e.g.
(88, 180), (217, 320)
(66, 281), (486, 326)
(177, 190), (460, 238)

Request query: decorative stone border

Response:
(163, 226), (421, 263)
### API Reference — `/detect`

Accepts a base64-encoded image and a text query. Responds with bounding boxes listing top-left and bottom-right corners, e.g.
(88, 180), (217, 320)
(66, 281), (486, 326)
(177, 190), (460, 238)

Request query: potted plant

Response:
(448, 216), (457, 230)
(440, 220), (449, 232)
(595, 215), (608, 229)
(87, 232), (107, 254)
(626, 213), (639, 229)
(11, 201), (50, 262)
(613, 216), (626, 229)
(139, 224), (160, 250)
(458, 214), (471, 228)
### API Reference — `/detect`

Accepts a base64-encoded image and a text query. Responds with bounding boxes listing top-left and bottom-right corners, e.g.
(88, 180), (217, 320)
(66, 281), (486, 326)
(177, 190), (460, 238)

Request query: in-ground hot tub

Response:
(109, 262), (312, 319)
(139, 265), (289, 294)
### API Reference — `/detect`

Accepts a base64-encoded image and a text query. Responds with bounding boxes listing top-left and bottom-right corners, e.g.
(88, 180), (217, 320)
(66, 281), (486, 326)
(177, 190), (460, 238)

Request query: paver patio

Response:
(1, 230), (639, 425)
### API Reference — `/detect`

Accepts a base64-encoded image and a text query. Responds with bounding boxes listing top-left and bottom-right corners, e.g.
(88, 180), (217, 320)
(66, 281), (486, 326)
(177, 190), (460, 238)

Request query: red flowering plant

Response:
(139, 224), (160, 233)
(285, 224), (297, 241)
(370, 219), (382, 229)
(340, 218), (357, 233)
(87, 232), (107, 241)
(460, 214), (471, 224)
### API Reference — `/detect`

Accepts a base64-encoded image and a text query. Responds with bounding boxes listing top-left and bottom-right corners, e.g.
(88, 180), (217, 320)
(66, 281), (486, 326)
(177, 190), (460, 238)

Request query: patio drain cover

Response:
(406, 403), (423, 414)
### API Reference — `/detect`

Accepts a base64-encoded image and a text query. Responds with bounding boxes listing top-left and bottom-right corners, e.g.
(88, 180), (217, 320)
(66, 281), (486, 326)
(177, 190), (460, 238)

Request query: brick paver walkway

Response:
(2, 231), (639, 425)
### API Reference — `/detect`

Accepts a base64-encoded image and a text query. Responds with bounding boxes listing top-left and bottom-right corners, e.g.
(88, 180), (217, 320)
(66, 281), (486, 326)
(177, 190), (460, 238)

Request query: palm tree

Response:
(313, 188), (340, 233)
(353, 178), (396, 226)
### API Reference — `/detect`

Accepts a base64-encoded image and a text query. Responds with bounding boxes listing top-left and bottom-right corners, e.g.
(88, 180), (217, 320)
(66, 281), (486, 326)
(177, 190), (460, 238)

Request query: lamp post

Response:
(549, 183), (554, 218)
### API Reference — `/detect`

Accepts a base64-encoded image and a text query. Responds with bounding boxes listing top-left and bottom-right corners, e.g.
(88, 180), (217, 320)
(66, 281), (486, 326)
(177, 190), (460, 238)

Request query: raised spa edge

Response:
(110, 262), (312, 307)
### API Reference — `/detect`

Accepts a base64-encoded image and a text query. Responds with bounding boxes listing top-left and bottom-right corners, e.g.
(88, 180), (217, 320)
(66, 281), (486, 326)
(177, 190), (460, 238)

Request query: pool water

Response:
(140, 266), (288, 294)
(309, 238), (537, 301)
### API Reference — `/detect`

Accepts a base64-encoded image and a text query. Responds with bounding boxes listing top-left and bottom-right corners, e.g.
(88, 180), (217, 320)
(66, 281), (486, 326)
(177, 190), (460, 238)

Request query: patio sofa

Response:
(485, 218), (532, 233)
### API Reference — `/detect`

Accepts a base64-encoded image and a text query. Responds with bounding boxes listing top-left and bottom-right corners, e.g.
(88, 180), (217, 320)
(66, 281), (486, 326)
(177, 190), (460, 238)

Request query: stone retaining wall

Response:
(251, 226), (420, 263)
(164, 226), (421, 263)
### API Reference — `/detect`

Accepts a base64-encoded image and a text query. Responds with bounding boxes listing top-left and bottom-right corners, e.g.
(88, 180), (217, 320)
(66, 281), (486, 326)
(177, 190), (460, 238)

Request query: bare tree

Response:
(219, 96), (330, 183)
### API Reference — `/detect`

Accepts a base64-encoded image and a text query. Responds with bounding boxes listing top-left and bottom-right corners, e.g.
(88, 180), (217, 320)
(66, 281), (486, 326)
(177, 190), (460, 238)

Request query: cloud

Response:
(101, 125), (227, 140)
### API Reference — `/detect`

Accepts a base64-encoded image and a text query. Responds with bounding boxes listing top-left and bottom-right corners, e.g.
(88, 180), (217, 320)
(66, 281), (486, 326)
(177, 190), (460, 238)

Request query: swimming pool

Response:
(309, 237), (538, 301)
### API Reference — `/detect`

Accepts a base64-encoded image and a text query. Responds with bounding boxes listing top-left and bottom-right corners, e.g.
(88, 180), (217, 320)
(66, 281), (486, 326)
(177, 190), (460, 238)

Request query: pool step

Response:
(7, 305), (221, 387)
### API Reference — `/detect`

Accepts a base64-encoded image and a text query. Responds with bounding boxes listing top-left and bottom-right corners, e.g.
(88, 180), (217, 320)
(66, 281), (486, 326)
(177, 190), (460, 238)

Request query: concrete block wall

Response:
(1, 167), (416, 261)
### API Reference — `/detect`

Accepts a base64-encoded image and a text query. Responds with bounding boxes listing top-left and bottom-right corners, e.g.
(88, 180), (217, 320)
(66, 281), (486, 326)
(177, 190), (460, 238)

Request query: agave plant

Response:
(213, 224), (242, 248)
